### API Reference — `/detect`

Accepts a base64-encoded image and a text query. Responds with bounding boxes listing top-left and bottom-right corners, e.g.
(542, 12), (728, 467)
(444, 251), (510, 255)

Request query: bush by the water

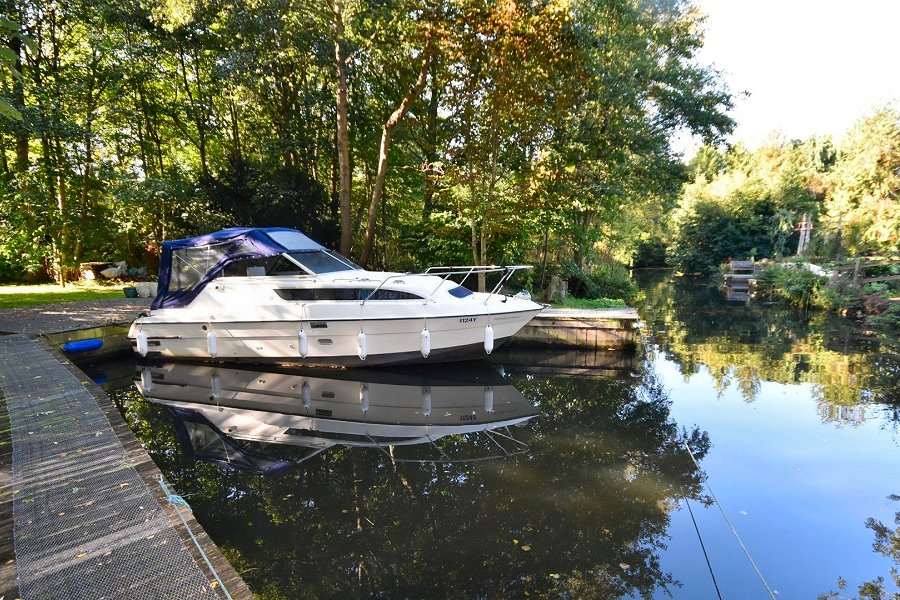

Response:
(560, 261), (638, 303)
(667, 200), (779, 275)
(632, 238), (668, 268)
(755, 264), (827, 310)
(868, 304), (900, 336)
(553, 296), (627, 309)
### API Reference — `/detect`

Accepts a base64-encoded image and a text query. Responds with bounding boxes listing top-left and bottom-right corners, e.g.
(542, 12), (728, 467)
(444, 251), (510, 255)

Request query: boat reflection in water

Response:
(134, 361), (539, 473)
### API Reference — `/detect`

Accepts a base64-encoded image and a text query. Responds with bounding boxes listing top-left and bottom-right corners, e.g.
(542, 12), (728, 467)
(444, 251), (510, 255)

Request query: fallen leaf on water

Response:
(521, 545), (531, 552)
(513, 538), (519, 545)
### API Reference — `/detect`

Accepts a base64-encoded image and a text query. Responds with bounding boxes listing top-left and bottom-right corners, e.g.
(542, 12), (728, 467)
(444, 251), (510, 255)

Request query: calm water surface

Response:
(88, 272), (900, 599)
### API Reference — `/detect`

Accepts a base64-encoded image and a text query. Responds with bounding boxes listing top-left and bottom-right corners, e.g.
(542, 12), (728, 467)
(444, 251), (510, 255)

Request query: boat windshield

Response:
(285, 251), (360, 274)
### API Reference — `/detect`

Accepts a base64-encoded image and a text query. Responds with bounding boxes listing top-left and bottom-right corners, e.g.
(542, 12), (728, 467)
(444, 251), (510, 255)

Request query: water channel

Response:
(81, 271), (900, 598)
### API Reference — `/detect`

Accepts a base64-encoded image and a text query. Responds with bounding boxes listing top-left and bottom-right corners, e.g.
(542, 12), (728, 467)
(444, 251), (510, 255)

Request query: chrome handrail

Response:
(359, 264), (533, 306)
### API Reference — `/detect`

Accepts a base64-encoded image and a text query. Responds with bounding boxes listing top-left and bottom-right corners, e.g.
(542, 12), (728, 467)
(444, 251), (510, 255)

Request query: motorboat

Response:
(128, 228), (544, 366)
(135, 361), (540, 469)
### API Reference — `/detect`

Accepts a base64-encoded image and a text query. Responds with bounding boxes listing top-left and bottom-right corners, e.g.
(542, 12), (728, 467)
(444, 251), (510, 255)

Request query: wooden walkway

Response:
(0, 297), (253, 599)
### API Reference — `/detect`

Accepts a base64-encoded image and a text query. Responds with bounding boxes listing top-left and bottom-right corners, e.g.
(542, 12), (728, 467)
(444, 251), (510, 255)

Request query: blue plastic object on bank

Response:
(62, 338), (104, 353)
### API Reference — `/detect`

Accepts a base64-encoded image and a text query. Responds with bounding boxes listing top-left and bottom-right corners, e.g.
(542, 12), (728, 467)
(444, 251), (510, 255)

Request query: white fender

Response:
(484, 386), (494, 413)
(484, 324), (494, 354)
(207, 330), (218, 358)
(359, 384), (369, 413)
(302, 380), (311, 409)
(136, 330), (148, 357)
(422, 386), (432, 417)
(298, 329), (308, 357)
(140, 367), (153, 393)
(357, 331), (368, 360)
(421, 327), (431, 358)
(211, 371), (222, 401)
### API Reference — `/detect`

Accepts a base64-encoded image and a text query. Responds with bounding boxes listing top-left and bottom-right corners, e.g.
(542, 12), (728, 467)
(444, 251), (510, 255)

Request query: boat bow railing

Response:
(359, 264), (533, 306)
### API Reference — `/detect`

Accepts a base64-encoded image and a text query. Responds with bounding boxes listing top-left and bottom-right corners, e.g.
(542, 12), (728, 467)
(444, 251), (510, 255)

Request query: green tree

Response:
(824, 107), (900, 256)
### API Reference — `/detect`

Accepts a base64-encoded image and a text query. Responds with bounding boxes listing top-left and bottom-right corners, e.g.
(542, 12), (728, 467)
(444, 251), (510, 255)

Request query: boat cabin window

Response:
(221, 255), (308, 278)
(275, 288), (423, 301)
(286, 251), (360, 274)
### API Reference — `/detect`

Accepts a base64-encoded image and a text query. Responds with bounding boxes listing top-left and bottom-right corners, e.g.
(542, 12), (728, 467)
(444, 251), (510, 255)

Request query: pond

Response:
(82, 271), (900, 599)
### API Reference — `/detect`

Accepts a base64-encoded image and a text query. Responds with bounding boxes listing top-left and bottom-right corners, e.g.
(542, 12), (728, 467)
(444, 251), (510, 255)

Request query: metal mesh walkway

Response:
(0, 334), (216, 599)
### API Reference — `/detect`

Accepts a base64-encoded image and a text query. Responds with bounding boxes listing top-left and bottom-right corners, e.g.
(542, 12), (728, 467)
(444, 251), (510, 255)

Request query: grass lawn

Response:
(551, 296), (627, 309)
(0, 282), (125, 309)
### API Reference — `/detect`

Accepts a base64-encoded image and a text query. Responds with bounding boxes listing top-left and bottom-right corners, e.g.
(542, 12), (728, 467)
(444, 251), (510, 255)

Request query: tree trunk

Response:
(421, 55), (440, 219)
(0, 135), (8, 175)
(8, 32), (27, 172)
(54, 133), (69, 286)
(228, 98), (242, 161)
(334, 0), (353, 256)
(358, 37), (433, 267)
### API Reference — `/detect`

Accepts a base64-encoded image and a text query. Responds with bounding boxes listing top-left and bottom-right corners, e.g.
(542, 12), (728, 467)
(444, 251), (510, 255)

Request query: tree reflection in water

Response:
(634, 270), (900, 597)
(820, 495), (900, 600)
(108, 361), (708, 599)
(635, 270), (900, 423)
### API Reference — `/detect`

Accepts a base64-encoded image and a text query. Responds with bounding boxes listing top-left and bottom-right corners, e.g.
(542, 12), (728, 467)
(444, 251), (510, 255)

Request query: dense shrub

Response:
(868, 304), (900, 335)
(632, 238), (668, 268)
(561, 260), (638, 302)
(755, 265), (827, 310)
(203, 159), (339, 248)
(0, 258), (26, 283)
(667, 200), (775, 274)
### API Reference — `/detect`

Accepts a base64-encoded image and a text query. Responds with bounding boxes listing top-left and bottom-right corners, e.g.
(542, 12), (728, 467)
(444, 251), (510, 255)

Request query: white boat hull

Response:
(129, 306), (542, 366)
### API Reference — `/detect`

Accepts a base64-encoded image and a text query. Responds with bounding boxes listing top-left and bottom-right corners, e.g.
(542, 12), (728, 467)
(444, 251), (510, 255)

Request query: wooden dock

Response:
(510, 307), (640, 350)
(723, 260), (757, 302)
(0, 297), (252, 600)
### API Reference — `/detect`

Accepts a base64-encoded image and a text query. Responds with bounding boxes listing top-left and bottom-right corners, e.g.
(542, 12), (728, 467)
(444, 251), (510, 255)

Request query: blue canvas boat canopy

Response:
(152, 228), (328, 309)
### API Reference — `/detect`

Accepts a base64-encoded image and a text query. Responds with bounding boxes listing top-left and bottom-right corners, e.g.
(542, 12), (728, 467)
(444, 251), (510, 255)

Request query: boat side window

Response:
(286, 251), (360, 274)
(170, 247), (213, 291)
(275, 288), (423, 301)
(221, 256), (308, 277)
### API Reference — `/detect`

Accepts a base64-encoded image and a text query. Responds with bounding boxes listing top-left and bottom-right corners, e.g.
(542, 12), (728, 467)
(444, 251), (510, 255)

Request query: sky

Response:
(686, 0), (900, 151)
